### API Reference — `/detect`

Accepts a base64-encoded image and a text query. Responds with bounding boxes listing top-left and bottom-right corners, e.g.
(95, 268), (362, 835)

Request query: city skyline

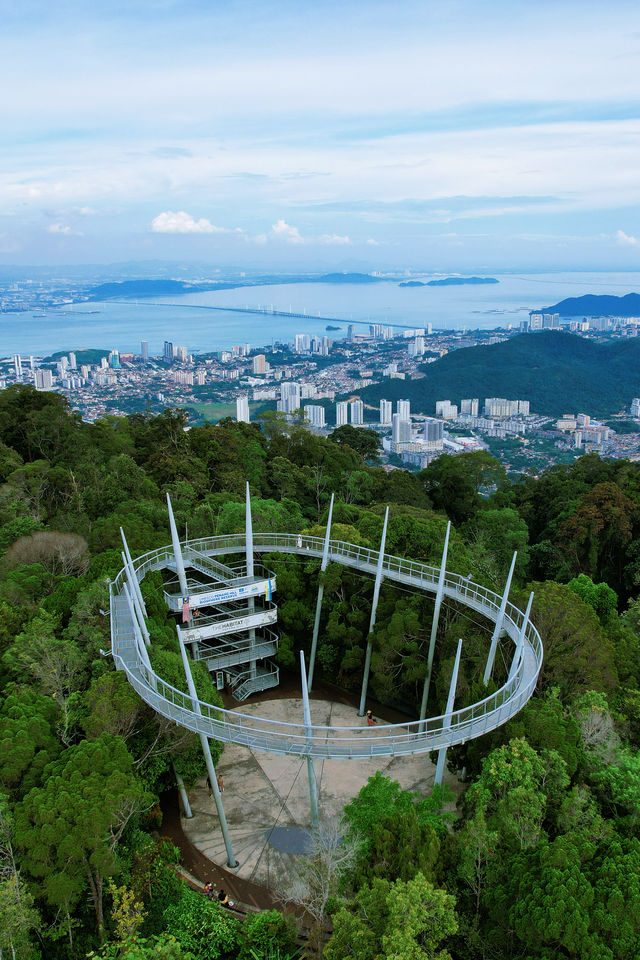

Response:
(1, 1), (640, 268)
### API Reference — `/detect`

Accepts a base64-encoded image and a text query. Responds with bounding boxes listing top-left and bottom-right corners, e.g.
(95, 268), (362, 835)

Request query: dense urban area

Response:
(3, 275), (640, 477)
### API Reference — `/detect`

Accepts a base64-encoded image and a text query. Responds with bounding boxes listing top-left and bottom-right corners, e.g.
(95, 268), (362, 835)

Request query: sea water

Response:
(3, 271), (640, 357)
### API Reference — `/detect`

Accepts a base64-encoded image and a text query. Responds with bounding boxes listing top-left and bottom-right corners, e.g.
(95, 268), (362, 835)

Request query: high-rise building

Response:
(423, 418), (444, 443)
(392, 414), (411, 443)
(163, 341), (174, 361)
(141, 340), (149, 361)
(175, 345), (188, 363)
(304, 404), (326, 428)
(336, 401), (348, 426)
(108, 350), (120, 369)
(380, 399), (392, 426)
(195, 369), (206, 386)
(631, 398), (640, 418)
(460, 398), (479, 416)
(349, 399), (364, 425)
(236, 396), (250, 423)
(435, 400), (458, 419)
(347, 324), (355, 341)
(35, 368), (53, 391)
(397, 400), (410, 421)
(80, 364), (90, 379)
(13, 355), (22, 378)
(68, 352), (77, 369)
(294, 333), (311, 352)
(278, 382), (302, 414)
(253, 354), (267, 374)
(321, 336), (331, 356)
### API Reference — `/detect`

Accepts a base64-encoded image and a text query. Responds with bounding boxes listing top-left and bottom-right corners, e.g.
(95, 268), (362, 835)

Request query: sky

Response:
(1, 0), (640, 271)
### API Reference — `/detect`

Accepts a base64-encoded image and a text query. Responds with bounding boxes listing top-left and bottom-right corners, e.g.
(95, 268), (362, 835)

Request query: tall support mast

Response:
(434, 638), (463, 787)
(166, 493), (189, 599)
(122, 551), (150, 647)
(507, 591), (534, 684)
(300, 650), (319, 828)
(358, 507), (389, 717)
(177, 627), (237, 868)
(419, 521), (450, 721)
(483, 552), (517, 685)
(308, 493), (334, 691)
(120, 527), (147, 616)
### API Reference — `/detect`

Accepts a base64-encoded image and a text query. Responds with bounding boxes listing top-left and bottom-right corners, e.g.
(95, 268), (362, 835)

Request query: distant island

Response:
(326, 324), (341, 331)
(86, 272), (386, 301)
(359, 330), (640, 418)
(399, 277), (499, 288)
(540, 292), (640, 317)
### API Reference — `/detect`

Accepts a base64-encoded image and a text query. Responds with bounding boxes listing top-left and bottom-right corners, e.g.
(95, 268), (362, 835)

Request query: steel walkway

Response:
(110, 533), (543, 759)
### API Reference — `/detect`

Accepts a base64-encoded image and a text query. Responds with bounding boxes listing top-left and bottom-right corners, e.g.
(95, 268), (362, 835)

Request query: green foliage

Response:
(15, 734), (150, 934)
(163, 886), (240, 959)
(567, 573), (618, 625)
(237, 910), (298, 960)
(325, 872), (458, 960)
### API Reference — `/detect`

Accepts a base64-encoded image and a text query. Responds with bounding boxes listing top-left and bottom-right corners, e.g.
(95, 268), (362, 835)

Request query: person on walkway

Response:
(217, 889), (234, 908)
(204, 883), (214, 900)
(217, 773), (224, 793)
(206, 776), (212, 796)
(366, 709), (375, 726)
(297, 535), (303, 549)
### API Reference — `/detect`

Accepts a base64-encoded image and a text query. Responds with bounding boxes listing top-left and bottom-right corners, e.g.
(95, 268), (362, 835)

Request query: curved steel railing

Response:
(110, 534), (542, 758)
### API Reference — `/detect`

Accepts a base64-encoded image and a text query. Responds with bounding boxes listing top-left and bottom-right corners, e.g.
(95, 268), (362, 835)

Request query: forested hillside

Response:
(359, 331), (640, 417)
(1, 384), (640, 959)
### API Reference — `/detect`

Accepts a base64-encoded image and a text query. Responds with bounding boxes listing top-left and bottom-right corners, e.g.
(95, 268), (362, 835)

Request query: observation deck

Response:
(110, 531), (543, 760)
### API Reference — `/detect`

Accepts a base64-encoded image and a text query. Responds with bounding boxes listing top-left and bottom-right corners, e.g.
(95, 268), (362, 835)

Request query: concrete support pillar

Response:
(483, 551), (518, 685)
(434, 638), (463, 787)
(120, 527), (147, 616)
(177, 628), (237, 867)
(123, 583), (152, 672)
(122, 551), (150, 647)
(166, 493), (189, 599)
(420, 521), (450, 722)
(173, 763), (193, 819)
(245, 482), (257, 679)
(300, 650), (319, 828)
(308, 493), (334, 692)
(358, 507), (390, 717)
(507, 591), (534, 684)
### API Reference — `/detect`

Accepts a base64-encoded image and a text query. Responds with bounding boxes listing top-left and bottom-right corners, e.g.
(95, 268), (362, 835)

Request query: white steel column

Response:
(122, 552), (150, 647)
(300, 650), (319, 828)
(166, 493), (189, 599)
(172, 762), (193, 819)
(120, 527), (147, 616)
(507, 591), (534, 684)
(434, 638), (463, 786)
(245, 482), (257, 680)
(420, 521), (450, 721)
(308, 493), (334, 692)
(123, 583), (152, 672)
(483, 551), (518, 685)
(358, 507), (389, 716)
(177, 628), (237, 867)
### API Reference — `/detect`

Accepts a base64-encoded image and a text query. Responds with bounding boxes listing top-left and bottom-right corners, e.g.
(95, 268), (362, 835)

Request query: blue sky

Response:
(1, 0), (640, 270)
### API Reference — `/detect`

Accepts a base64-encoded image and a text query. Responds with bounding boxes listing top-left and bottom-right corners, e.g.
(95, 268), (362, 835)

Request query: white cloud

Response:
(318, 233), (351, 245)
(150, 210), (232, 234)
(47, 222), (71, 234)
(616, 229), (638, 247)
(271, 218), (304, 243)
(365, 237), (381, 246)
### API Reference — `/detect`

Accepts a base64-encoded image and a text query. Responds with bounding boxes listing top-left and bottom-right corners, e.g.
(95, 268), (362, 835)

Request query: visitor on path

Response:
(206, 776), (212, 796)
(366, 709), (375, 726)
(297, 535), (303, 549)
(204, 883), (214, 900)
(217, 773), (224, 792)
(217, 889), (234, 908)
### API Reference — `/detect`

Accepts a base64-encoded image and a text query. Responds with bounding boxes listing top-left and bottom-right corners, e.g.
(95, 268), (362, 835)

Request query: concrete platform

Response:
(181, 697), (461, 896)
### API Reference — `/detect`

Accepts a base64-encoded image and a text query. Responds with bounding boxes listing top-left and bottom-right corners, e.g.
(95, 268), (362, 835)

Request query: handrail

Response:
(110, 534), (543, 758)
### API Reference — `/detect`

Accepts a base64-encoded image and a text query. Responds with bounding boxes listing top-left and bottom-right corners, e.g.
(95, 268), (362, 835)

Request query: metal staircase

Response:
(164, 552), (279, 702)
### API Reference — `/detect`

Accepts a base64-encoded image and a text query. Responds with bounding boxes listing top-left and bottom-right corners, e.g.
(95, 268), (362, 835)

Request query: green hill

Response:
(359, 331), (640, 417)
